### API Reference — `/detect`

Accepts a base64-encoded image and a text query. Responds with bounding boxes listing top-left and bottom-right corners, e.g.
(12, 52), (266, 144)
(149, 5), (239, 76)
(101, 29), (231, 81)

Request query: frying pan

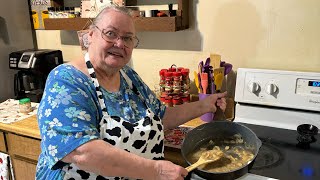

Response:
(181, 121), (262, 180)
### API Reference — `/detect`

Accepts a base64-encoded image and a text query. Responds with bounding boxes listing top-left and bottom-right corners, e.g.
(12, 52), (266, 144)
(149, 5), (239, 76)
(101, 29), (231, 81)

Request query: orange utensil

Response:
(201, 73), (208, 94)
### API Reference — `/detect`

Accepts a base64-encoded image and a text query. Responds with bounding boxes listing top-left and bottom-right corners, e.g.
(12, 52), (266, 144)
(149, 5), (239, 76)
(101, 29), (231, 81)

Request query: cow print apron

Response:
(63, 53), (164, 180)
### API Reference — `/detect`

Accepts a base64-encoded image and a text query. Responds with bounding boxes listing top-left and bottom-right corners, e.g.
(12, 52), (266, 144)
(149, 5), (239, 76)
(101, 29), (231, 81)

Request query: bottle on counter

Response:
(47, 7), (54, 18)
(69, 7), (75, 18)
(172, 96), (181, 107)
(164, 71), (173, 94)
(160, 94), (167, 105)
(63, 7), (70, 18)
(164, 96), (173, 107)
(159, 69), (167, 94)
(181, 68), (190, 93)
(19, 98), (32, 114)
(181, 94), (190, 104)
(172, 71), (182, 94)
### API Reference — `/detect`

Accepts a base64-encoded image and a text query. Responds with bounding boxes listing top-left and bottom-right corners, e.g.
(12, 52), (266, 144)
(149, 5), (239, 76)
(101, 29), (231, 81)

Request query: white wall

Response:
(36, 0), (320, 90)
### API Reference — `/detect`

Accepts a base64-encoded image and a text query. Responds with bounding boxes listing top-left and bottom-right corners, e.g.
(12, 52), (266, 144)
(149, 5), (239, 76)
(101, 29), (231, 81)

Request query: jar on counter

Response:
(172, 96), (181, 107)
(160, 94), (167, 105)
(164, 97), (173, 107)
(164, 71), (173, 94)
(181, 68), (190, 94)
(181, 95), (190, 104)
(19, 98), (32, 114)
(47, 7), (54, 18)
(178, 67), (184, 72)
(69, 7), (76, 18)
(168, 67), (176, 72)
(159, 69), (167, 93)
(172, 71), (182, 94)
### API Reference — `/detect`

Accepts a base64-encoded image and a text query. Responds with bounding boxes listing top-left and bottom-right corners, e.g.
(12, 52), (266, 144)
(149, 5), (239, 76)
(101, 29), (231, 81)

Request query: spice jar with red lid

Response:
(164, 71), (173, 94)
(172, 96), (181, 106)
(159, 69), (167, 93)
(178, 67), (184, 72)
(164, 97), (173, 107)
(160, 94), (167, 105)
(172, 71), (182, 94)
(181, 68), (190, 93)
(181, 95), (190, 104)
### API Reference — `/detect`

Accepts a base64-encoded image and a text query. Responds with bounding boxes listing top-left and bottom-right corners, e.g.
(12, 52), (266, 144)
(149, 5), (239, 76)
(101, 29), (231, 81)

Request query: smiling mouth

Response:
(108, 52), (124, 58)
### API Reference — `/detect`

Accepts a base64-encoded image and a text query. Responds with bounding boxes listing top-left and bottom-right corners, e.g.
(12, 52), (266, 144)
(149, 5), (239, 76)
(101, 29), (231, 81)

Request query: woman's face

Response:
(88, 9), (135, 70)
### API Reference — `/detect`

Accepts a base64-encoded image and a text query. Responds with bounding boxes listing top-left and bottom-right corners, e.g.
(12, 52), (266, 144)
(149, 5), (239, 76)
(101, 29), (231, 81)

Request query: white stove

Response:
(188, 68), (320, 180)
(234, 68), (320, 130)
(234, 68), (320, 180)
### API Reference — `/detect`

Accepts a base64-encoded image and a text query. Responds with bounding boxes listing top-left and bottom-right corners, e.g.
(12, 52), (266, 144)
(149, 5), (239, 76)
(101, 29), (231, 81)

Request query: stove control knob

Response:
(248, 82), (260, 94)
(266, 83), (278, 95)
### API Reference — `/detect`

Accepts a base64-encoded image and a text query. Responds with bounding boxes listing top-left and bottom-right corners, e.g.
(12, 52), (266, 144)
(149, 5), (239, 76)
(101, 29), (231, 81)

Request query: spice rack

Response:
(43, 0), (189, 32)
(159, 65), (191, 107)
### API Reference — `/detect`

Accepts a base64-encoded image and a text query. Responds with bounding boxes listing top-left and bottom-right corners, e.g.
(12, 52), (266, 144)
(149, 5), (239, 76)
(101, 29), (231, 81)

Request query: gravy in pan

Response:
(186, 134), (255, 173)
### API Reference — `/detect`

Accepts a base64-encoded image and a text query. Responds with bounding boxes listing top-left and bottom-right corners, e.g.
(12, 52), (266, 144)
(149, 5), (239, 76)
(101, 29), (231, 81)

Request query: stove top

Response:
(187, 68), (320, 179)
(186, 123), (320, 180)
(243, 123), (319, 180)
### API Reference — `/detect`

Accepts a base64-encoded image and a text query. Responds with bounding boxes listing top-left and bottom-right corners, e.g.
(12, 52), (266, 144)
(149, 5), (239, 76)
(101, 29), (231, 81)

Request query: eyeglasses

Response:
(94, 25), (139, 48)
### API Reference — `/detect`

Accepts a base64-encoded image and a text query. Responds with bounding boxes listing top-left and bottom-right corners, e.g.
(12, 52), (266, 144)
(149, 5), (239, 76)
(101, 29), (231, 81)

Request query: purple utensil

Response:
(220, 61), (233, 75)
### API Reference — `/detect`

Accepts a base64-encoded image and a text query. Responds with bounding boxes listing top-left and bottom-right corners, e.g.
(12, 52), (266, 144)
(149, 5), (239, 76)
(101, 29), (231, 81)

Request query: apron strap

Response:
(84, 53), (109, 118)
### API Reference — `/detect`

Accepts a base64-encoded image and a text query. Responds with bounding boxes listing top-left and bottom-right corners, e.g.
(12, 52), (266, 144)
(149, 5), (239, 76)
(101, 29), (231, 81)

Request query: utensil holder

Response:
(198, 93), (215, 122)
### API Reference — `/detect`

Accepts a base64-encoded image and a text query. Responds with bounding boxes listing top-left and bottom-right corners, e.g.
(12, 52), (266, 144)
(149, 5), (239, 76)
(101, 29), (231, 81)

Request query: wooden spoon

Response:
(185, 149), (224, 172)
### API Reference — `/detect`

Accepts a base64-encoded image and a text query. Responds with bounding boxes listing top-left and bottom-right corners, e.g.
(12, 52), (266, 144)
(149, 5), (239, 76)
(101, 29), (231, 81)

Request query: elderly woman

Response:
(36, 5), (227, 180)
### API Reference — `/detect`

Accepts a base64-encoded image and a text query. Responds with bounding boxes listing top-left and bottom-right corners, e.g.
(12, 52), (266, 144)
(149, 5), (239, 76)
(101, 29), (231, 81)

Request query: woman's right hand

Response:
(152, 160), (188, 180)
(202, 91), (227, 113)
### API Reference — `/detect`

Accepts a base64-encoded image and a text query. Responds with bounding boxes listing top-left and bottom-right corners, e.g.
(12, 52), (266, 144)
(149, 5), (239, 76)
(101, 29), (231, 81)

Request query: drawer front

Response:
(7, 133), (41, 161)
(0, 131), (6, 152)
(11, 157), (37, 180)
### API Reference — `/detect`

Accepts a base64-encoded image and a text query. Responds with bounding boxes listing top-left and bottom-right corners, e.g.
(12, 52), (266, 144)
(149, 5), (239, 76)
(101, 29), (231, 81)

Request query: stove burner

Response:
(251, 141), (283, 170)
(296, 124), (318, 149)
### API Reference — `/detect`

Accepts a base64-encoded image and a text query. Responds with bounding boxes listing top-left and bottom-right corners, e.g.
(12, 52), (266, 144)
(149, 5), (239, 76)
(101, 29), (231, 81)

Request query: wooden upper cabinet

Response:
(43, 0), (189, 32)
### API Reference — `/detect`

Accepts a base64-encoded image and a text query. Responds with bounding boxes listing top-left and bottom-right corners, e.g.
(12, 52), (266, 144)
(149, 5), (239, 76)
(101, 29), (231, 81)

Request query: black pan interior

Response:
(181, 121), (261, 173)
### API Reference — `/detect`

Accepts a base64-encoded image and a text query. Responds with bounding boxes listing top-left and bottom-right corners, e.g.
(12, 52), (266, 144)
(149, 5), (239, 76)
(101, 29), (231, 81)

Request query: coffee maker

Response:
(9, 49), (63, 102)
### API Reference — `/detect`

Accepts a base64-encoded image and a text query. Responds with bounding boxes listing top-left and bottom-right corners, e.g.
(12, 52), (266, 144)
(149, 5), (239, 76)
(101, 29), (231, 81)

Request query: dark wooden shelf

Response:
(43, 0), (188, 32)
(44, 18), (90, 30)
(43, 16), (188, 32)
(135, 16), (186, 32)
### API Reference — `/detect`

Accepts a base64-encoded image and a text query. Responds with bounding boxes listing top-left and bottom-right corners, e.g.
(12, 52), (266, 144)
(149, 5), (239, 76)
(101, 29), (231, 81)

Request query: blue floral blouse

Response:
(36, 64), (166, 179)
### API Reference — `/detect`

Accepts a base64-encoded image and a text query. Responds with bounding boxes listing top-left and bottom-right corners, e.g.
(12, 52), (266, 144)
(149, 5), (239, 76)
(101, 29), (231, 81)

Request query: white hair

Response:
(91, 5), (133, 28)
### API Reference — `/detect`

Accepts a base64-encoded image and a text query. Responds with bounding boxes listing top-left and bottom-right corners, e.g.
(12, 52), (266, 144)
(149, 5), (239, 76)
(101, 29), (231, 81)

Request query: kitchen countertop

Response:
(0, 115), (40, 139)
(0, 112), (233, 167)
(0, 114), (204, 167)
(0, 115), (207, 141)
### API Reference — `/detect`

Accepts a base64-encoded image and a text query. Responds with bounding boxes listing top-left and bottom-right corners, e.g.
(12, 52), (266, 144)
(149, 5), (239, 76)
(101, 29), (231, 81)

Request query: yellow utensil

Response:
(213, 67), (227, 120)
(210, 53), (221, 69)
(194, 71), (200, 93)
(213, 67), (225, 93)
(185, 149), (224, 172)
